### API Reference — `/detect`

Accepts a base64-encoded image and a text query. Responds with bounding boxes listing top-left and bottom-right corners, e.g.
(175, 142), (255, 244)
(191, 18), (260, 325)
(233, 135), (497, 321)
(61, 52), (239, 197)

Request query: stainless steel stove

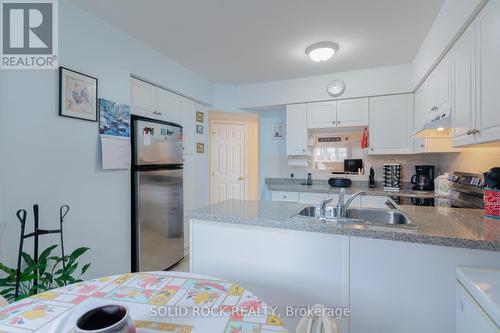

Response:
(390, 172), (485, 209)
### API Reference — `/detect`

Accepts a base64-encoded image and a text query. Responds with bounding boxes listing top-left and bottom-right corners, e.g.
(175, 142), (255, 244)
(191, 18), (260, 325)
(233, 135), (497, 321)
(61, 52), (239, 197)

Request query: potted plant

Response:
(0, 245), (91, 303)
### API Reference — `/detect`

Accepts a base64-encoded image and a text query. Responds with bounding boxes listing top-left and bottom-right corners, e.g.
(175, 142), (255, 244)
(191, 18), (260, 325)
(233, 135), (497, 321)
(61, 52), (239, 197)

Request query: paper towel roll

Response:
(288, 159), (309, 167)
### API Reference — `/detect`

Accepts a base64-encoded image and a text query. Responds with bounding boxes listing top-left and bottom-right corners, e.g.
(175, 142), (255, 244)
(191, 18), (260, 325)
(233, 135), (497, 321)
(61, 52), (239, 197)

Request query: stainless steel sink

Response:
(346, 208), (412, 225)
(297, 206), (418, 229)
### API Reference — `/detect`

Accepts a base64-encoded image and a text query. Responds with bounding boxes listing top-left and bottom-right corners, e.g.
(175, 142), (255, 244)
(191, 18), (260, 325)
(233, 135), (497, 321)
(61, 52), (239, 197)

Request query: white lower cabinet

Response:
(456, 282), (499, 333)
(349, 237), (500, 333)
(190, 220), (350, 332)
(271, 191), (299, 202)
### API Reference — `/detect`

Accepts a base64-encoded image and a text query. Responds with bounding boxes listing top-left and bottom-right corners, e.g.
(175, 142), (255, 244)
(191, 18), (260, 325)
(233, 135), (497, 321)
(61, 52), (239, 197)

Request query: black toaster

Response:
(328, 178), (352, 188)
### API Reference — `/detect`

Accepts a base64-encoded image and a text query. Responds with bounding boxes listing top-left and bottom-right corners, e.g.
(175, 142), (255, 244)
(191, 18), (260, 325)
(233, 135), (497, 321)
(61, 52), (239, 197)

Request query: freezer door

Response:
(134, 168), (183, 271)
(134, 119), (183, 165)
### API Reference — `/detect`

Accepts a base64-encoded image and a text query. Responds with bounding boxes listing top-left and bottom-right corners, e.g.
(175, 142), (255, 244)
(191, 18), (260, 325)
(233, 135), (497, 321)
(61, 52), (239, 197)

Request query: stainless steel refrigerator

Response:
(131, 116), (183, 272)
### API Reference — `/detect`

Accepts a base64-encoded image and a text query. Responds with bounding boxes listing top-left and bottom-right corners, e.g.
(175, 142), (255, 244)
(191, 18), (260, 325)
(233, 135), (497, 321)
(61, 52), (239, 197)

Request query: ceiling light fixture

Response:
(305, 42), (339, 62)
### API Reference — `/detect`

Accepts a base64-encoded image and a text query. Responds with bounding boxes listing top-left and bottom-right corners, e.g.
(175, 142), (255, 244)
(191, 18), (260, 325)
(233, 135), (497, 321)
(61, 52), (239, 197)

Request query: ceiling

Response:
(70, 0), (445, 84)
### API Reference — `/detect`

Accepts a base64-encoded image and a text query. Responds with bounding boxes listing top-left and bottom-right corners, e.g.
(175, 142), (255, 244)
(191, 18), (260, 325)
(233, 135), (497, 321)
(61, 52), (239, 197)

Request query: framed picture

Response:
(272, 123), (285, 140)
(196, 111), (204, 123)
(196, 143), (205, 153)
(196, 125), (204, 134)
(59, 66), (98, 121)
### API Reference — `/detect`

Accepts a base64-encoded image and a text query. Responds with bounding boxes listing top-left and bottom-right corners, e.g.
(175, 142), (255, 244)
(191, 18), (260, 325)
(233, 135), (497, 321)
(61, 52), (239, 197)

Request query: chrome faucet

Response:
(319, 197), (334, 219)
(335, 189), (366, 219)
(384, 196), (399, 209)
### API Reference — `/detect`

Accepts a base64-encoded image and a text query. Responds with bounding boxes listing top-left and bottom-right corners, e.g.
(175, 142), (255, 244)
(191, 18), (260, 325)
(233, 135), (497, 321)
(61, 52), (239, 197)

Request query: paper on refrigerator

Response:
(100, 135), (130, 169)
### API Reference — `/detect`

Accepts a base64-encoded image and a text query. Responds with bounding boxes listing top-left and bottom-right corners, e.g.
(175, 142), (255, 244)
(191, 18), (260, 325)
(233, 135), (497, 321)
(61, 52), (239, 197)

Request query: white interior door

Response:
(210, 122), (247, 203)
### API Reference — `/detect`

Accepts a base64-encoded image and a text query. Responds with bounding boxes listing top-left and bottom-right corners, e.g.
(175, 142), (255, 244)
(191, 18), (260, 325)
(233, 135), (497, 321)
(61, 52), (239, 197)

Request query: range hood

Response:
(413, 112), (452, 138)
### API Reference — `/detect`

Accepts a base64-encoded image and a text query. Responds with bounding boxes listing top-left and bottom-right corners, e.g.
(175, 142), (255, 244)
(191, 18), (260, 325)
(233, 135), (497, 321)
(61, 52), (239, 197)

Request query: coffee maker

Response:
(411, 165), (435, 191)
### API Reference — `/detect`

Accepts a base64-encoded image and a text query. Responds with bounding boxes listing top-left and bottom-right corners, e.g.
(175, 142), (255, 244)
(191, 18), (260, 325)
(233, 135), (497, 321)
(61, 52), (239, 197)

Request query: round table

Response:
(0, 271), (288, 332)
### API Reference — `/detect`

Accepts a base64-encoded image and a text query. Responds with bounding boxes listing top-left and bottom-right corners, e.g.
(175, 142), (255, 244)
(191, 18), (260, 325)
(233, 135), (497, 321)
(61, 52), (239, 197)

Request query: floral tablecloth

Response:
(0, 271), (288, 333)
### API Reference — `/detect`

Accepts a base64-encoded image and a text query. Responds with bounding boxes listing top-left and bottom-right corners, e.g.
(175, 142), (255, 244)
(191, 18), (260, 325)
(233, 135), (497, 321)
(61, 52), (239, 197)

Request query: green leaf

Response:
(39, 245), (58, 261)
(69, 247), (90, 262)
(21, 252), (35, 267)
(0, 263), (16, 275)
(80, 263), (91, 275)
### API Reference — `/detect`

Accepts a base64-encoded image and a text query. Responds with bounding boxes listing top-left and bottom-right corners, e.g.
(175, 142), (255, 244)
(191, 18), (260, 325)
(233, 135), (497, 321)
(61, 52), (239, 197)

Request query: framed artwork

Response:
(272, 123), (285, 140)
(196, 143), (205, 153)
(196, 125), (204, 134)
(196, 111), (204, 123)
(59, 66), (98, 121)
(99, 99), (130, 137)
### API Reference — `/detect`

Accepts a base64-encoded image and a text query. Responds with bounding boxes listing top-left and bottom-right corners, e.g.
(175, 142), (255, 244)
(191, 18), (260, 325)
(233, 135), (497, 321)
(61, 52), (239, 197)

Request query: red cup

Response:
(484, 188), (500, 219)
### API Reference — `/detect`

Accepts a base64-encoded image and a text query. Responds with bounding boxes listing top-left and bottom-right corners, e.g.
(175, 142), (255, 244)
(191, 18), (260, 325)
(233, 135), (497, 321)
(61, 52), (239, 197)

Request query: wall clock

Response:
(327, 79), (345, 97)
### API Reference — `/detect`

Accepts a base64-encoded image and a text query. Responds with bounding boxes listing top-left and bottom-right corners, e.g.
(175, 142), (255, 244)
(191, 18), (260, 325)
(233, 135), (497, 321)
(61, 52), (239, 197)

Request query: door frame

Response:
(209, 120), (249, 203)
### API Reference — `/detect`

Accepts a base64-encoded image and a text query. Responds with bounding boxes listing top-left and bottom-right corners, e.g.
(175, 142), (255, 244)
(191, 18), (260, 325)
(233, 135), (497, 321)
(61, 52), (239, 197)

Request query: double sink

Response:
(297, 206), (419, 230)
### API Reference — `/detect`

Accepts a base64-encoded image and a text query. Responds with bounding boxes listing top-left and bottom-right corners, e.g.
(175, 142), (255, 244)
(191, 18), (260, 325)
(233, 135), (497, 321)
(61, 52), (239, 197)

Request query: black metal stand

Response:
(14, 204), (69, 299)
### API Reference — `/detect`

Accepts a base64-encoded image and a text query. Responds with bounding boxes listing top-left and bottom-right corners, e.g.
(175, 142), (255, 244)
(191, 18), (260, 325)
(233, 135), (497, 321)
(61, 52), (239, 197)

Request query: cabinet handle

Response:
(158, 111), (163, 115)
(431, 106), (438, 112)
(472, 129), (480, 134)
(420, 144), (424, 148)
(337, 121), (341, 125)
(466, 130), (472, 135)
(302, 149), (306, 152)
(370, 148), (374, 151)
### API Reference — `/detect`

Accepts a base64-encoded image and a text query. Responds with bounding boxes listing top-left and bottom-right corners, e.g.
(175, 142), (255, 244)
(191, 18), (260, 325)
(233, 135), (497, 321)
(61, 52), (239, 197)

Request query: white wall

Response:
(236, 64), (413, 108)
(0, 1), (213, 278)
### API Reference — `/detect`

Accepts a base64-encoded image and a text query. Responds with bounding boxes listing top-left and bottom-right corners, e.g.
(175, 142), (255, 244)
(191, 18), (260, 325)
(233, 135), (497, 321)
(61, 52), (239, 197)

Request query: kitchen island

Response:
(188, 200), (500, 333)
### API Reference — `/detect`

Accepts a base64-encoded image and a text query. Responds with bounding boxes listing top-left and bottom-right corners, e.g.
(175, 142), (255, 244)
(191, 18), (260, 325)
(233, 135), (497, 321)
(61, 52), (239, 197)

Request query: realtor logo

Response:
(1, 0), (58, 69)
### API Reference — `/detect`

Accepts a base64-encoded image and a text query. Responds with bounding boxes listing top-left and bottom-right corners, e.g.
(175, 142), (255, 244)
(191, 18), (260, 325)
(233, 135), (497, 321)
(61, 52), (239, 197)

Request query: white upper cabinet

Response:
(475, 0), (500, 145)
(131, 78), (155, 117)
(287, 104), (308, 155)
(180, 97), (196, 154)
(369, 94), (414, 155)
(307, 101), (337, 128)
(452, 0), (500, 147)
(156, 88), (181, 124)
(130, 77), (181, 124)
(307, 98), (368, 129)
(336, 98), (369, 127)
(452, 23), (476, 146)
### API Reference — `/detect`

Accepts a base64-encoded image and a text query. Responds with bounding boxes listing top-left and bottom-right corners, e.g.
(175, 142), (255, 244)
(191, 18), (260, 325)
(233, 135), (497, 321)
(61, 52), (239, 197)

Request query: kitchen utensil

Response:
(75, 305), (135, 333)
(484, 167), (500, 189)
(484, 188), (500, 219)
(435, 173), (452, 196)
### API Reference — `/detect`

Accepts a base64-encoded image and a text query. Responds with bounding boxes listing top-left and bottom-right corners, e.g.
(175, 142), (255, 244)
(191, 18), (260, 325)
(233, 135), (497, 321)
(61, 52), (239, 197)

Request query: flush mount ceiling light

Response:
(305, 42), (339, 62)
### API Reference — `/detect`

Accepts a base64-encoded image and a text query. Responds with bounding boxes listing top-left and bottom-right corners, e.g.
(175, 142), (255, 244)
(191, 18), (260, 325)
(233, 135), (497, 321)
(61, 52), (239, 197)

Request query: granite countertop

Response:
(188, 199), (500, 252)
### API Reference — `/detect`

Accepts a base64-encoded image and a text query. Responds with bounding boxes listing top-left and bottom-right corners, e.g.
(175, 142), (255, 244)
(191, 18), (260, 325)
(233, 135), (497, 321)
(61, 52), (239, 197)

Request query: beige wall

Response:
(208, 111), (259, 200)
(437, 148), (500, 175)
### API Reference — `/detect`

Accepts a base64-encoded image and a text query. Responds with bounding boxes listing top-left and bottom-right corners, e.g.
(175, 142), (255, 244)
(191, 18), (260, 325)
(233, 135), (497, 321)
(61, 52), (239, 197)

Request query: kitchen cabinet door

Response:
(156, 88), (181, 124)
(435, 52), (452, 114)
(180, 97), (195, 154)
(414, 85), (426, 153)
(307, 101), (337, 129)
(475, 0), (500, 145)
(286, 104), (308, 155)
(336, 98), (369, 127)
(131, 78), (155, 117)
(452, 23), (477, 147)
(456, 283), (499, 333)
(368, 94), (414, 155)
